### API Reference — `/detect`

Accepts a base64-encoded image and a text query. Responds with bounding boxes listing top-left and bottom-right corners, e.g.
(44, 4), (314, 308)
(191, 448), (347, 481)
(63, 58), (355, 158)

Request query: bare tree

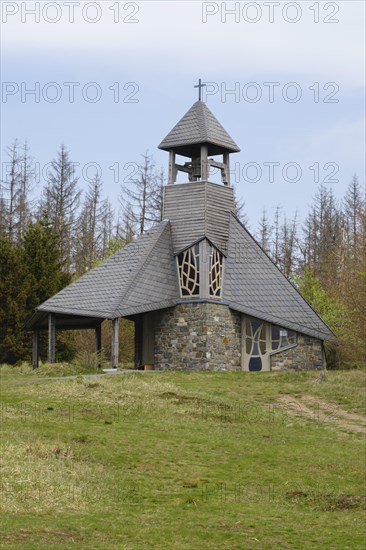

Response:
(272, 205), (282, 267)
(257, 208), (272, 254)
(119, 152), (169, 237)
(1, 141), (20, 242)
(0, 196), (6, 235)
(74, 174), (100, 272)
(116, 201), (136, 244)
(41, 145), (81, 270)
(232, 184), (248, 226)
(99, 197), (114, 257)
(310, 185), (341, 282)
(120, 152), (159, 235)
(149, 167), (165, 223)
(280, 211), (298, 277)
(0, 140), (33, 242)
(343, 175), (363, 259)
(16, 140), (34, 240)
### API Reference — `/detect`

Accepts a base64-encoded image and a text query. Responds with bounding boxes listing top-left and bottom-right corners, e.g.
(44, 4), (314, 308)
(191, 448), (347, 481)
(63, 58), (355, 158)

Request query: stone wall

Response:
(270, 335), (325, 371)
(153, 304), (325, 372)
(154, 302), (241, 371)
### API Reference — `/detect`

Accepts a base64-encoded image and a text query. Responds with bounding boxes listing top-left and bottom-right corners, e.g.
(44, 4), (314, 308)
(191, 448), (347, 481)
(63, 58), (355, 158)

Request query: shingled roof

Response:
(26, 221), (178, 329)
(158, 101), (240, 156)
(26, 195), (335, 343)
(224, 214), (336, 342)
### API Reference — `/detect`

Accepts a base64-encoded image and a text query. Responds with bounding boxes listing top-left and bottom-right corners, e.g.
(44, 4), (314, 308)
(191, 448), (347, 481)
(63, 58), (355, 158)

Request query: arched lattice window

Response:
(209, 247), (223, 297)
(177, 244), (200, 296)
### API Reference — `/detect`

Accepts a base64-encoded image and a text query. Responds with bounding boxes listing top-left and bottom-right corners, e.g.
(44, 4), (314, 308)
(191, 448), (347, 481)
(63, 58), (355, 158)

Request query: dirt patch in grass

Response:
(25, 444), (74, 459)
(325, 494), (366, 511)
(71, 435), (93, 444)
(285, 491), (366, 511)
(0, 528), (83, 545)
(301, 395), (366, 424)
(278, 395), (366, 434)
(159, 391), (217, 406)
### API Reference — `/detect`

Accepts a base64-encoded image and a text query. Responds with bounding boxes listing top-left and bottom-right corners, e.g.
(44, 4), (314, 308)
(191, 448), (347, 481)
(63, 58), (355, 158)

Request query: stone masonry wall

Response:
(153, 303), (325, 372)
(270, 335), (325, 371)
(154, 303), (241, 371)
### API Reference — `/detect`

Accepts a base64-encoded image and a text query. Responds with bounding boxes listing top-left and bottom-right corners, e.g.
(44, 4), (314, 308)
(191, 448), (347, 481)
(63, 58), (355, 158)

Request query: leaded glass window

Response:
(177, 244), (200, 296)
(209, 247), (223, 297)
(271, 325), (296, 350)
(176, 240), (224, 299)
(244, 318), (269, 371)
(243, 318), (297, 371)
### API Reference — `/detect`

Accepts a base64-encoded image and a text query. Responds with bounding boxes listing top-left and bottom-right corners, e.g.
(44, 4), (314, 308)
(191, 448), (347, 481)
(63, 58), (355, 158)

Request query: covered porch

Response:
(25, 310), (156, 371)
(25, 311), (121, 370)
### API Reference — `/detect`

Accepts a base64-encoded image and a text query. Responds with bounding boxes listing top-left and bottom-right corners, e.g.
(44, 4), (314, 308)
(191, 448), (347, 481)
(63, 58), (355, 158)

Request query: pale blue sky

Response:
(1, 0), (365, 228)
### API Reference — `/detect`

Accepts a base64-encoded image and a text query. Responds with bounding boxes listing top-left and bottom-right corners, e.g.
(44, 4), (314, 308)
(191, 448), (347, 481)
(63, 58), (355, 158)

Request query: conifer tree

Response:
(21, 215), (73, 362)
(22, 214), (70, 310)
(0, 235), (28, 362)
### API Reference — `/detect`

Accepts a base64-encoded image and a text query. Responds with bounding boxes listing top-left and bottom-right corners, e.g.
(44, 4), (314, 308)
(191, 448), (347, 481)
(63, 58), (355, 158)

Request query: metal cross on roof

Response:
(194, 79), (206, 101)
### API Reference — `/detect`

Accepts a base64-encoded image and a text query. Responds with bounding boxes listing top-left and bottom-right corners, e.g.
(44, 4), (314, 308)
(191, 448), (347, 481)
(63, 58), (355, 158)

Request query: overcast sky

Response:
(1, 0), (365, 228)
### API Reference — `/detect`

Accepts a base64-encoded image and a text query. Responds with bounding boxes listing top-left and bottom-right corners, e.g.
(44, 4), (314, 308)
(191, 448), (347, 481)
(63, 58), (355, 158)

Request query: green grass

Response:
(0, 366), (365, 549)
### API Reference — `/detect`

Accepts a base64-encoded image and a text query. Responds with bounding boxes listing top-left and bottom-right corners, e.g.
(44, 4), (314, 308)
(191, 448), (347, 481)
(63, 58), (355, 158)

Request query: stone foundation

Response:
(154, 302), (241, 371)
(270, 335), (325, 371)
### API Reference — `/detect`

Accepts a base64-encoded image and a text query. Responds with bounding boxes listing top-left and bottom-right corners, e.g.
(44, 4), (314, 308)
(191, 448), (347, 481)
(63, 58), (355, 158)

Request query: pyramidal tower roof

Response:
(158, 101), (240, 157)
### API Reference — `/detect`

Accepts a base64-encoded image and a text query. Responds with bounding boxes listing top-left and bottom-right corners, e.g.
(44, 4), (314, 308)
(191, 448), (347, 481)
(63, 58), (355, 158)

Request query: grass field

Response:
(0, 364), (365, 549)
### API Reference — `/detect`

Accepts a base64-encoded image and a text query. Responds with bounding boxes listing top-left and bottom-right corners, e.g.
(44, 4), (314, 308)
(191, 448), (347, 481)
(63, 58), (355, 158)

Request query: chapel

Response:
(26, 93), (336, 371)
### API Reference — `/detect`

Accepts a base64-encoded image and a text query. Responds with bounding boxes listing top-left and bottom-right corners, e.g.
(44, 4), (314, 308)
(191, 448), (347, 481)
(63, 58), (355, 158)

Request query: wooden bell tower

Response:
(158, 80), (240, 186)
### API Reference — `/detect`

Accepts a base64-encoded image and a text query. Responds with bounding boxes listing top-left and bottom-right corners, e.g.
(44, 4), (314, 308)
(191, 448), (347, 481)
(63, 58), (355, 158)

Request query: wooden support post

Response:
(168, 150), (176, 184)
(111, 318), (119, 368)
(32, 330), (39, 370)
(95, 324), (102, 368)
(200, 240), (209, 299)
(201, 144), (208, 181)
(135, 316), (143, 370)
(48, 313), (56, 364)
(142, 313), (155, 369)
(223, 152), (230, 186)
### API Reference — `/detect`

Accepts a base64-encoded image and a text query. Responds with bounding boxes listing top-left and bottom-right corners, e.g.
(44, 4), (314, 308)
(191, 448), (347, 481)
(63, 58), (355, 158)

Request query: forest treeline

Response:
(0, 140), (365, 367)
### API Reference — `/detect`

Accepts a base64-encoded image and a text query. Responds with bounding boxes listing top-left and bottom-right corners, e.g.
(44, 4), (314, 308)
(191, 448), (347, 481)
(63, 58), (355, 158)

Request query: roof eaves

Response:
(227, 301), (336, 342)
(173, 235), (227, 257)
(119, 298), (178, 317)
(37, 304), (112, 318)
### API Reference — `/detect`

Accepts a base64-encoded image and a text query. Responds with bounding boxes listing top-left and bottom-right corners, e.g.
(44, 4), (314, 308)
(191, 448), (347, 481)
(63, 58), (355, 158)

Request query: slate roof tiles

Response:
(224, 215), (336, 341)
(31, 211), (335, 342)
(158, 101), (240, 153)
(37, 221), (177, 319)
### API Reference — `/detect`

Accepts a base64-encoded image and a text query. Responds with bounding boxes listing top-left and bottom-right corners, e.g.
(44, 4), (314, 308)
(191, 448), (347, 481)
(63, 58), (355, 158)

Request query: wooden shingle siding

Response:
(163, 181), (234, 254)
(205, 183), (234, 253)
